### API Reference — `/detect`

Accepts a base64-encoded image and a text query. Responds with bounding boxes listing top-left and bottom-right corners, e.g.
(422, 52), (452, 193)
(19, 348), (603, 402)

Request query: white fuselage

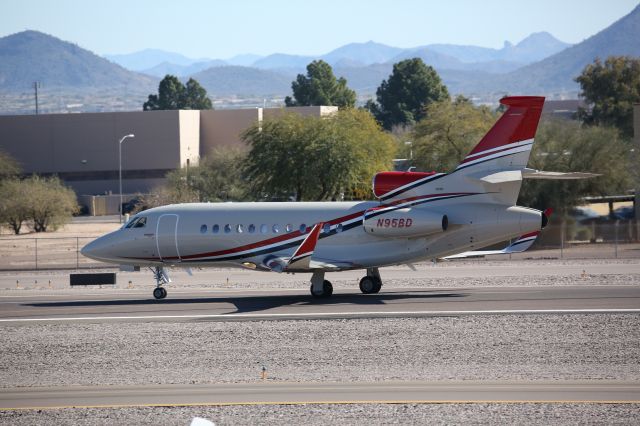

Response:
(81, 198), (542, 272)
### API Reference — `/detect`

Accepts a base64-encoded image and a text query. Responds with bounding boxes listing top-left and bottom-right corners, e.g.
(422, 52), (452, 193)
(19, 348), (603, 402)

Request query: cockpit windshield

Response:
(125, 216), (147, 229)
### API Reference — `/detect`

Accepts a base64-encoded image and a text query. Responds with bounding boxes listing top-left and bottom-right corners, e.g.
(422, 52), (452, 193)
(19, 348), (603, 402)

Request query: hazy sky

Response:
(1, 0), (638, 58)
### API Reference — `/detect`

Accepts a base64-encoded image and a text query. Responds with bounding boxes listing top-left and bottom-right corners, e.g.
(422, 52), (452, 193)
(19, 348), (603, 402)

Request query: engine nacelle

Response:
(363, 208), (448, 238)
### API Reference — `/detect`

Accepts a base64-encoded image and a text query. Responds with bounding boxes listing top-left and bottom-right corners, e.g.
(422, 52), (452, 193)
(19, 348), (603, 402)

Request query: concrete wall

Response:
(0, 110), (201, 195)
(198, 106), (337, 158)
(0, 106), (335, 204)
(200, 108), (260, 157)
(179, 110), (200, 167)
(263, 106), (338, 120)
(0, 110), (184, 174)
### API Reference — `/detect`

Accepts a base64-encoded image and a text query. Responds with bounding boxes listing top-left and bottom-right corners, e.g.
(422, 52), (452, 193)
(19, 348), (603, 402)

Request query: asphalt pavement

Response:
(2, 381), (638, 409)
(0, 286), (638, 324)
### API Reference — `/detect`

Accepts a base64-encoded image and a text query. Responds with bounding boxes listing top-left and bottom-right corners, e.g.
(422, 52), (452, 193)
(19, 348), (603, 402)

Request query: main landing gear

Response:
(309, 270), (333, 298)
(308, 268), (383, 298)
(359, 267), (382, 294)
(151, 266), (170, 300)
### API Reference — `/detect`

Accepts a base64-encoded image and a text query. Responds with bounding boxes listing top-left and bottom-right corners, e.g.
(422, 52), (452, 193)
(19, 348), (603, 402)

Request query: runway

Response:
(1, 285), (639, 324)
(2, 381), (639, 409)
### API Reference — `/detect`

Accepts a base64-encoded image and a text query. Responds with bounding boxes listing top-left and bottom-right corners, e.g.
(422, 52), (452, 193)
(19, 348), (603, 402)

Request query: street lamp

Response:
(118, 134), (135, 223)
(405, 141), (413, 161)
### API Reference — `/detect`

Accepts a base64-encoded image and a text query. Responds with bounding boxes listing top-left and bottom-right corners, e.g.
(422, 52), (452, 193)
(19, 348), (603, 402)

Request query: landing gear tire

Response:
(153, 287), (167, 300)
(310, 280), (333, 298)
(359, 276), (382, 294)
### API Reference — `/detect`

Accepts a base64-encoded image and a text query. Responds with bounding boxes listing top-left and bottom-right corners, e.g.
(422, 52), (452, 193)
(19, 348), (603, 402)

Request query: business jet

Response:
(82, 96), (594, 299)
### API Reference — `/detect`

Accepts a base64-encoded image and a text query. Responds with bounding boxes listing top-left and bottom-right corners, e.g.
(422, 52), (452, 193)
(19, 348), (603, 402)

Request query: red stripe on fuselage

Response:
(179, 211), (363, 260)
(127, 193), (479, 263)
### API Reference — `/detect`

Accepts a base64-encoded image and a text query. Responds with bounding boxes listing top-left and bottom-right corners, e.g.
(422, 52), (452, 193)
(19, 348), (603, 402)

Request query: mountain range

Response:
(0, 3), (638, 113)
(0, 30), (154, 91)
(107, 32), (570, 78)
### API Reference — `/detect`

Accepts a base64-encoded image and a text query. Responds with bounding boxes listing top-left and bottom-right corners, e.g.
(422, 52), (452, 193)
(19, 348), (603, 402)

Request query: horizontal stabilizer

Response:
(475, 170), (522, 184)
(523, 168), (600, 180)
(443, 231), (539, 260)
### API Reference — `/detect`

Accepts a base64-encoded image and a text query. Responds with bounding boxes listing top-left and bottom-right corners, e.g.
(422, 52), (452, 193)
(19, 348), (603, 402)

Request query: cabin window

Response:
(272, 224), (280, 233)
(299, 224), (307, 233)
(133, 217), (147, 228)
(285, 224), (293, 232)
(125, 216), (146, 229)
(248, 224), (256, 233)
(260, 224), (268, 234)
(236, 224), (244, 233)
(212, 224), (219, 234)
(224, 224), (231, 234)
(200, 224), (207, 234)
(323, 223), (331, 233)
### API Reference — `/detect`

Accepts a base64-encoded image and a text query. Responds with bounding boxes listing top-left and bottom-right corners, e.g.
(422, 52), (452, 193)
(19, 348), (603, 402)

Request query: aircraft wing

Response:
(262, 223), (324, 272)
(286, 222), (324, 270)
(308, 258), (357, 271)
(443, 231), (539, 260)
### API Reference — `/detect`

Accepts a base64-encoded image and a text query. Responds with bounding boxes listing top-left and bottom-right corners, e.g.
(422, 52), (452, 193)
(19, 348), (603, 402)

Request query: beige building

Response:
(0, 106), (337, 201)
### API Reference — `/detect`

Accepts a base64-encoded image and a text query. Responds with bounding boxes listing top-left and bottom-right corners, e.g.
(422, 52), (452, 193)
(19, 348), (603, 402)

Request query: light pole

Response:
(118, 134), (135, 223)
(404, 141), (413, 161)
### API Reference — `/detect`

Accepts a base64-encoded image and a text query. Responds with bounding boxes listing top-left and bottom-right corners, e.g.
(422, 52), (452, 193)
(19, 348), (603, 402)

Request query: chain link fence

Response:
(0, 237), (105, 270)
(0, 221), (638, 271)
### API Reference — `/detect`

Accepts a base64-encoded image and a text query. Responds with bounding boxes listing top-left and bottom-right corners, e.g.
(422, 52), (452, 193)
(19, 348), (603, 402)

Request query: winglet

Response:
(287, 222), (324, 270)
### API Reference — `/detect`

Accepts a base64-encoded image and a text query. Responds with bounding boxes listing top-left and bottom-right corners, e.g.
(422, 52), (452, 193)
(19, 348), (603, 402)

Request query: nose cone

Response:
(81, 233), (119, 263)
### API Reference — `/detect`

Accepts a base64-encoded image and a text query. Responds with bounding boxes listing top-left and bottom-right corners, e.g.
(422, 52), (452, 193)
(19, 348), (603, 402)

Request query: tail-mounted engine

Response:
(363, 207), (448, 238)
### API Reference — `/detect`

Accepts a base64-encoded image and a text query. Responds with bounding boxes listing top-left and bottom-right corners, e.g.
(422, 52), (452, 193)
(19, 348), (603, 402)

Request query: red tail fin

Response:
(469, 96), (545, 156)
(456, 96), (545, 172)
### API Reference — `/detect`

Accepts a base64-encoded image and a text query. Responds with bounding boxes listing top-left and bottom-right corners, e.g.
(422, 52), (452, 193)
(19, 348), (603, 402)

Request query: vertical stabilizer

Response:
(455, 96), (545, 174)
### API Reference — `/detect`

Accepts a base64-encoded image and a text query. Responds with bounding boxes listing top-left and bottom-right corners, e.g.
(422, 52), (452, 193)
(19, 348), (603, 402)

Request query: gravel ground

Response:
(1, 315), (638, 388)
(2, 403), (639, 425)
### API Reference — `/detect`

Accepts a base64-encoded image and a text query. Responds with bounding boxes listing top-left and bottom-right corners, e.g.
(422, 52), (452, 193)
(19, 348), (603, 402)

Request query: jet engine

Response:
(363, 208), (448, 238)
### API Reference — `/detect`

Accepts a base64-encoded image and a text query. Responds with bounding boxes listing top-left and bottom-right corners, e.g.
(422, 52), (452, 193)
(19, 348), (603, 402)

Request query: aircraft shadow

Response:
(25, 291), (466, 315)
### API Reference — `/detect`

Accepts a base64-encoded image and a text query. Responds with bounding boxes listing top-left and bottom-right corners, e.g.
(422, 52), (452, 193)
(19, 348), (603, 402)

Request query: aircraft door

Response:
(156, 214), (180, 262)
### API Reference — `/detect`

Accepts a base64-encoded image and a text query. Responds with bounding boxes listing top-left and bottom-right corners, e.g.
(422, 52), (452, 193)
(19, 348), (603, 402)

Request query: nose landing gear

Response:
(151, 266), (170, 299)
(153, 287), (167, 300)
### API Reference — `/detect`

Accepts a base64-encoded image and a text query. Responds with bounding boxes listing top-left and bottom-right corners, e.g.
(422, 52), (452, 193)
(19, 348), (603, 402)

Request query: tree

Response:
(518, 119), (632, 215)
(169, 146), (250, 202)
(0, 179), (29, 234)
(139, 147), (250, 209)
(23, 175), (79, 232)
(143, 75), (212, 110)
(366, 58), (450, 130)
(576, 56), (640, 140)
(284, 60), (356, 108)
(242, 109), (395, 201)
(183, 78), (214, 110)
(0, 150), (20, 180)
(411, 96), (497, 172)
(1, 175), (79, 234)
(0, 151), (24, 234)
